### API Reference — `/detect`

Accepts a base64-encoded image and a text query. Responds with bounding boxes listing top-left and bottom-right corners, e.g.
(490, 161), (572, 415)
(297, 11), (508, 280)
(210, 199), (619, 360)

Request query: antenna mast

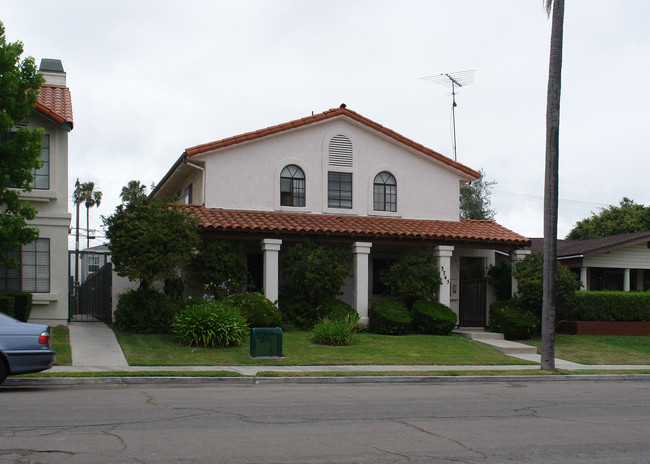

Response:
(420, 70), (475, 161)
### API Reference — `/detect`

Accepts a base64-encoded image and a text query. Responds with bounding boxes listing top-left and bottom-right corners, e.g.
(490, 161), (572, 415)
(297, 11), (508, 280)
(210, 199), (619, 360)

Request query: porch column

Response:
(433, 245), (454, 307)
(580, 266), (587, 291)
(623, 268), (631, 292)
(261, 238), (282, 303)
(351, 242), (372, 326)
(509, 249), (530, 296)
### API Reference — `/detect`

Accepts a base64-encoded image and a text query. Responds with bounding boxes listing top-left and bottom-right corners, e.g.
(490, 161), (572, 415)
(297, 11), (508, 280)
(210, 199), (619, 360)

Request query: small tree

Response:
(513, 252), (580, 319)
(380, 253), (442, 309)
(487, 259), (512, 301)
(103, 181), (200, 295)
(459, 168), (496, 220)
(0, 21), (46, 265)
(188, 240), (247, 299)
(279, 241), (351, 325)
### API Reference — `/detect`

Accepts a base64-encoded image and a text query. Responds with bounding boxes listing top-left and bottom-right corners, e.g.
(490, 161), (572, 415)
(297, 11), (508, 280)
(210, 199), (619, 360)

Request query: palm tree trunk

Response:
(541, 0), (565, 371)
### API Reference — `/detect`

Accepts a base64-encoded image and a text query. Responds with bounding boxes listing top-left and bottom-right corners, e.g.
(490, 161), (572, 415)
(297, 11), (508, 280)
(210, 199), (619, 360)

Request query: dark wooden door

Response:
(459, 257), (487, 327)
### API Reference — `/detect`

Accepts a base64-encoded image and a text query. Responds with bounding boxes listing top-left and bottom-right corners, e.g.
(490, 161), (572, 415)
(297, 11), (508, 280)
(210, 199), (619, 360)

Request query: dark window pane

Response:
(280, 165), (306, 207)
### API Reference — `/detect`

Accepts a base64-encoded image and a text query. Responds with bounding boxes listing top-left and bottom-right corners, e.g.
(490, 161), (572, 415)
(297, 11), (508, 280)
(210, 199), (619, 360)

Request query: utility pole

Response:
(74, 178), (80, 318)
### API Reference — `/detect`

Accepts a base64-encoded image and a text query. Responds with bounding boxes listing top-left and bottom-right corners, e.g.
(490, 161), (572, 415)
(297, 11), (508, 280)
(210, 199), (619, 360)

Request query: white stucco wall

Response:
(19, 117), (71, 325)
(196, 118), (464, 221)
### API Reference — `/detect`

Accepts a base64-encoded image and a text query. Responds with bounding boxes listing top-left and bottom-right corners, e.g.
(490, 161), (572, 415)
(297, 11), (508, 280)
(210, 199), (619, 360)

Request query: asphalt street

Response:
(1, 378), (649, 463)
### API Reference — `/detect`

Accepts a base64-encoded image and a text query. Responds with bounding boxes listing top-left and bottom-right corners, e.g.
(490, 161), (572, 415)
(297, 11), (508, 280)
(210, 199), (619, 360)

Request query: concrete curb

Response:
(4, 373), (650, 387)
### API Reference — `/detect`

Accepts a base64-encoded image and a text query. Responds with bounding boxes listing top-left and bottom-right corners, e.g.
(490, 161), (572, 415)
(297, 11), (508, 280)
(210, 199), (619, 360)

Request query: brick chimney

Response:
(39, 58), (66, 86)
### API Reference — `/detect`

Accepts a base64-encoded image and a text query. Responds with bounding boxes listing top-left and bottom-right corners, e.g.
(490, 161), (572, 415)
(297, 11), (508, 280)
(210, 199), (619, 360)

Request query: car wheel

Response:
(0, 358), (7, 385)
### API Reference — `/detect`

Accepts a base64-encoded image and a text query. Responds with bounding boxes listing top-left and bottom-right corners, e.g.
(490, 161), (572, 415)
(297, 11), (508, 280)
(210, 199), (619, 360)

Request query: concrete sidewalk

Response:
(57, 322), (650, 375)
(68, 322), (129, 369)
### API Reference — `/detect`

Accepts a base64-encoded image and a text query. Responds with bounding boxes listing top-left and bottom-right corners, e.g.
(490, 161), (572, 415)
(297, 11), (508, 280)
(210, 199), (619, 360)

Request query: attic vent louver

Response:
(328, 134), (353, 167)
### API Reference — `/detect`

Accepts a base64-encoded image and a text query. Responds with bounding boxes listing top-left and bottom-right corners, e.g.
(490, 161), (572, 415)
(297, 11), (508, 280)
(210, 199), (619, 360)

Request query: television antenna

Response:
(420, 70), (475, 161)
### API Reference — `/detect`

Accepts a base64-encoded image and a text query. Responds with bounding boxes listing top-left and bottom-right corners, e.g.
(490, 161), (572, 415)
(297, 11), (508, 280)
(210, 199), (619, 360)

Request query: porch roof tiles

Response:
(184, 206), (530, 248)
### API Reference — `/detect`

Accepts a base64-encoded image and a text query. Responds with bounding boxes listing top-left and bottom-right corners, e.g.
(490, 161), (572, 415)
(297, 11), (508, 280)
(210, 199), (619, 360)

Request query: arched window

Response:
(373, 172), (396, 212)
(280, 165), (305, 207)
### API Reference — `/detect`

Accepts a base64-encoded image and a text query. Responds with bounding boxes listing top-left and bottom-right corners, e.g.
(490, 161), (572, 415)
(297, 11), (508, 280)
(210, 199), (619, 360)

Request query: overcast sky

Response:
(2, 1), (649, 248)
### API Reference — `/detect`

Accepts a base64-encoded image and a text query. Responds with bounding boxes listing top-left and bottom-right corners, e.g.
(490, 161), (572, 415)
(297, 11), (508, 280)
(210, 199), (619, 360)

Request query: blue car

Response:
(0, 313), (56, 385)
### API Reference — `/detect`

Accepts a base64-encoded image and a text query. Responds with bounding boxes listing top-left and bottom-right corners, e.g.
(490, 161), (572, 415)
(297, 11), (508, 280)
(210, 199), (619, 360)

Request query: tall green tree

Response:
(74, 181), (103, 248)
(541, 0), (565, 371)
(0, 21), (45, 265)
(103, 181), (200, 294)
(567, 197), (650, 240)
(459, 168), (496, 220)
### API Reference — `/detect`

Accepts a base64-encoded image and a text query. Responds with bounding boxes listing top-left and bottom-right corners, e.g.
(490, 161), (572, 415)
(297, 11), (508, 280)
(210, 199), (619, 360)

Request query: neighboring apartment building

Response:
(0, 59), (73, 325)
(152, 106), (529, 326)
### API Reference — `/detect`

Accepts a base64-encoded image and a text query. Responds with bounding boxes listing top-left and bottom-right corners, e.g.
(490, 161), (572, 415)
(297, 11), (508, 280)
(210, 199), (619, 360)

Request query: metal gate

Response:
(459, 279), (487, 327)
(75, 262), (113, 323)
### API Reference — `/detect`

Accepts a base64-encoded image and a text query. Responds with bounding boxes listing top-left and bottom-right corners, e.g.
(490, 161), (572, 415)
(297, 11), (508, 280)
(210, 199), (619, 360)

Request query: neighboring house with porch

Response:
(0, 59), (73, 325)
(152, 106), (529, 327)
(529, 231), (650, 292)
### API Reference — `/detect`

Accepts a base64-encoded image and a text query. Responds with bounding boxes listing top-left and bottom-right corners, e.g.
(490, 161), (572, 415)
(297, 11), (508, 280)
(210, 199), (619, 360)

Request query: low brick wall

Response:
(557, 321), (650, 336)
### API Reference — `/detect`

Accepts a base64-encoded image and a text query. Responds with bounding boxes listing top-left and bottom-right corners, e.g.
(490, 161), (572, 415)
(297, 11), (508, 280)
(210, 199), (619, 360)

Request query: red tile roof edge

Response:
(185, 107), (480, 179)
(35, 85), (74, 130)
(184, 206), (530, 247)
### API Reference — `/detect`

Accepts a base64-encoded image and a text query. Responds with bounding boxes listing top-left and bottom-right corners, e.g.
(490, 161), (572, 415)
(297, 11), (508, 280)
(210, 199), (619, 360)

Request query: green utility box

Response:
(250, 327), (283, 358)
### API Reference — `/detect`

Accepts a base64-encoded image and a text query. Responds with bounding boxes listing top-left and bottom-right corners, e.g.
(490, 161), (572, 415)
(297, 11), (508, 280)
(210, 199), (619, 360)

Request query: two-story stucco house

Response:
(152, 106), (529, 326)
(0, 59), (73, 325)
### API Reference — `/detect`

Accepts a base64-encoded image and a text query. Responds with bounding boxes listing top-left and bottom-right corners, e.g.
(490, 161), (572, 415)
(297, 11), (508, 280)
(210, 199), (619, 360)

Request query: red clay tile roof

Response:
(35, 85), (73, 129)
(185, 107), (480, 179)
(184, 206), (530, 248)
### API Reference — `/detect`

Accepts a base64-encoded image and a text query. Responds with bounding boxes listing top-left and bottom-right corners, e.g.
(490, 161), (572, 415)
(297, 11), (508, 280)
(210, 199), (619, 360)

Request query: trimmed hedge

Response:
(564, 291), (650, 322)
(369, 300), (412, 335)
(226, 292), (282, 328)
(411, 300), (457, 335)
(1, 292), (32, 322)
(487, 300), (540, 340)
(0, 295), (15, 318)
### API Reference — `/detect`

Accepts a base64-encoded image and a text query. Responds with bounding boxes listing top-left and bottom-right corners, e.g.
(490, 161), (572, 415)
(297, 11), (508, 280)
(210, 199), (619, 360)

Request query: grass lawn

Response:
(52, 325), (72, 366)
(115, 331), (535, 366)
(519, 335), (650, 365)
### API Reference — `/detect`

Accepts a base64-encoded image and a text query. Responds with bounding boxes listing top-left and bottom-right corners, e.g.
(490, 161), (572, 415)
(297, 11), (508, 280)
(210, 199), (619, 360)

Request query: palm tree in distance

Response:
(541, 0), (565, 371)
(74, 181), (103, 249)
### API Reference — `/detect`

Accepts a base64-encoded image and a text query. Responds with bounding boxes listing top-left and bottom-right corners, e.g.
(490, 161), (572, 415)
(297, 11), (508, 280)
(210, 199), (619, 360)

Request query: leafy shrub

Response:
(279, 241), (351, 325)
(513, 252), (581, 317)
(0, 295), (15, 318)
(411, 300), (457, 335)
(172, 300), (248, 348)
(369, 300), (412, 335)
(226, 292), (282, 327)
(188, 240), (247, 299)
(566, 291), (650, 322)
(310, 313), (360, 346)
(1, 292), (32, 321)
(114, 289), (179, 334)
(314, 299), (357, 322)
(487, 259), (512, 301)
(487, 300), (540, 340)
(380, 254), (442, 309)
